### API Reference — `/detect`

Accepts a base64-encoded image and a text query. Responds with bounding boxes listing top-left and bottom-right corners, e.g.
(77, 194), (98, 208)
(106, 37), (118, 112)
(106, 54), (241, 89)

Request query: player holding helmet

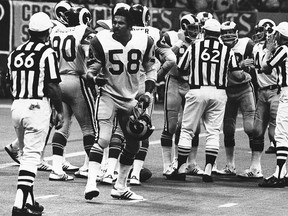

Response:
(101, 3), (176, 186)
(84, 3), (157, 200)
(237, 19), (280, 179)
(48, 6), (97, 181)
(216, 21), (256, 176)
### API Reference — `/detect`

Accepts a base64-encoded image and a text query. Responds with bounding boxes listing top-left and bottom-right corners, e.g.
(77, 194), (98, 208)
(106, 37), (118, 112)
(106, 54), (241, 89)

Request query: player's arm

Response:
(86, 36), (105, 86)
(45, 50), (63, 130)
(240, 38), (255, 72)
(140, 36), (157, 108)
(81, 27), (97, 59)
(177, 44), (191, 76)
(229, 50), (246, 82)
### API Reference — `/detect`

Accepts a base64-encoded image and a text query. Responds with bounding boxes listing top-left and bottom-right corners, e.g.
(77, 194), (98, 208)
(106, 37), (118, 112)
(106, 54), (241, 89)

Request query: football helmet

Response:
(196, 11), (213, 27)
(64, 6), (92, 27)
(112, 3), (134, 27)
(220, 21), (238, 47)
(126, 102), (154, 141)
(53, 0), (72, 26)
(252, 19), (276, 43)
(180, 14), (200, 43)
(130, 4), (150, 27)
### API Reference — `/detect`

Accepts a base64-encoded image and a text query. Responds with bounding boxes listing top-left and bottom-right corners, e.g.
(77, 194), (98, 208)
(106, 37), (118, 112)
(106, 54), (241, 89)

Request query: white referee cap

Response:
(203, 18), (221, 32)
(275, 22), (288, 38)
(29, 12), (54, 32)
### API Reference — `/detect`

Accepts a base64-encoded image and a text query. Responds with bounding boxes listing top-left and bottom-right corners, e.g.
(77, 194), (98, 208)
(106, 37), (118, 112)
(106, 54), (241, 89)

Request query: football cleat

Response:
(62, 160), (79, 171)
(74, 169), (88, 179)
(101, 174), (114, 185)
(38, 160), (52, 171)
(258, 175), (286, 188)
(129, 176), (141, 186)
(85, 184), (100, 200)
(49, 170), (74, 181)
(217, 166), (236, 176)
(111, 187), (144, 200)
(4, 144), (21, 164)
(186, 164), (204, 176)
(237, 169), (263, 179)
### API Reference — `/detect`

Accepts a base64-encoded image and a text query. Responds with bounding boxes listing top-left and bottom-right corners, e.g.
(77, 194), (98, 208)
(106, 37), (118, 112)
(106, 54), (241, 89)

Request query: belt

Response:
(259, 85), (278, 90)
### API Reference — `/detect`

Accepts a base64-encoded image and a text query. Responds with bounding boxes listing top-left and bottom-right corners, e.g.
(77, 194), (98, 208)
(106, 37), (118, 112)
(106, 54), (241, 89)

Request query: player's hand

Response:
(54, 112), (64, 130)
(177, 30), (186, 42)
(240, 58), (254, 71)
(266, 34), (277, 53)
(139, 92), (152, 109)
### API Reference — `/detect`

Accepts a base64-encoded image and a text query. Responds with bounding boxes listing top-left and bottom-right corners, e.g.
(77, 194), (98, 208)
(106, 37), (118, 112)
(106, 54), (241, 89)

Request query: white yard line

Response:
(218, 203), (238, 208)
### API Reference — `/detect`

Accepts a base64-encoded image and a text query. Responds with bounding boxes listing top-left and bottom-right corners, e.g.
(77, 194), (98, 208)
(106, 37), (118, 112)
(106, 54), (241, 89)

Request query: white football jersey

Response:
(228, 37), (254, 86)
(253, 41), (278, 87)
(90, 30), (156, 100)
(50, 24), (96, 75)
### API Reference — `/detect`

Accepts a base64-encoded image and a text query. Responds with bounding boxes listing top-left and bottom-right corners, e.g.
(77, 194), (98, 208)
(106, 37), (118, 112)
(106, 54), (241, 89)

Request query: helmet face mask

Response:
(180, 14), (200, 43)
(252, 19), (276, 43)
(220, 21), (238, 47)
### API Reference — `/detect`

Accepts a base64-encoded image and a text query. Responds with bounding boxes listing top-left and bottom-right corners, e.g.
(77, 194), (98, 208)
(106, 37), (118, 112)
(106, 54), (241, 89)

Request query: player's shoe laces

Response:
(37, 160), (52, 171)
(111, 187), (144, 200)
(186, 164), (204, 176)
(258, 175), (286, 188)
(101, 174), (114, 185)
(5, 144), (21, 164)
(129, 176), (141, 186)
(74, 169), (88, 178)
(237, 169), (263, 179)
(62, 160), (79, 171)
(84, 184), (100, 200)
(217, 166), (236, 176)
(49, 170), (74, 181)
(12, 201), (44, 216)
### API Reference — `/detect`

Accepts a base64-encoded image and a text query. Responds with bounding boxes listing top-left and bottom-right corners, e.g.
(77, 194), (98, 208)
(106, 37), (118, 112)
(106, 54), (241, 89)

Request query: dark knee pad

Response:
(52, 132), (67, 156)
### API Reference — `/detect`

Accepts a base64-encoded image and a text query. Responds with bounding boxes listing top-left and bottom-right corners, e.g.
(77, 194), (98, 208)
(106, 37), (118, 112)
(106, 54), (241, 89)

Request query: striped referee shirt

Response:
(7, 39), (61, 99)
(178, 38), (240, 89)
(267, 44), (288, 87)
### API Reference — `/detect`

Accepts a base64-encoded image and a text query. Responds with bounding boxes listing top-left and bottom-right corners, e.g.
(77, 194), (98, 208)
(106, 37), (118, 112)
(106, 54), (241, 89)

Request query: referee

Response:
(7, 12), (63, 216)
(170, 18), (245, 182)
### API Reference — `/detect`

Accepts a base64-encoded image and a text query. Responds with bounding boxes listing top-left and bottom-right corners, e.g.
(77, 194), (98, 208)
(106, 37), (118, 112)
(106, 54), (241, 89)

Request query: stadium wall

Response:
(0, 0), (288, 98)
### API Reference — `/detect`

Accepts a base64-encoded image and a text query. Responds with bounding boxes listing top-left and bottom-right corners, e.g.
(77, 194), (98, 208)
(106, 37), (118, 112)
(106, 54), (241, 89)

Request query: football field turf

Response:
(1, 100), (287, 216)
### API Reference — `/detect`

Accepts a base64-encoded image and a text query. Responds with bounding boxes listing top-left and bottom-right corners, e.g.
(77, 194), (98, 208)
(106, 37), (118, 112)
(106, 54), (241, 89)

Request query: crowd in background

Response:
(11, 0), (288, 12)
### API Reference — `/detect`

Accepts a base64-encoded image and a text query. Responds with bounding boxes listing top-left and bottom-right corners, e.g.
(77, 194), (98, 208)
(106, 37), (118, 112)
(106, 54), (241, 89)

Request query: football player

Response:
(216, 21), (256, 176)
(238, 19), (279, 179)
(101, 3), (176, 186)
(84, 3), (157, 200)
(160, 13), (204, 179)
(258, 21), (288, 187)
(48, 6), (97, 181)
